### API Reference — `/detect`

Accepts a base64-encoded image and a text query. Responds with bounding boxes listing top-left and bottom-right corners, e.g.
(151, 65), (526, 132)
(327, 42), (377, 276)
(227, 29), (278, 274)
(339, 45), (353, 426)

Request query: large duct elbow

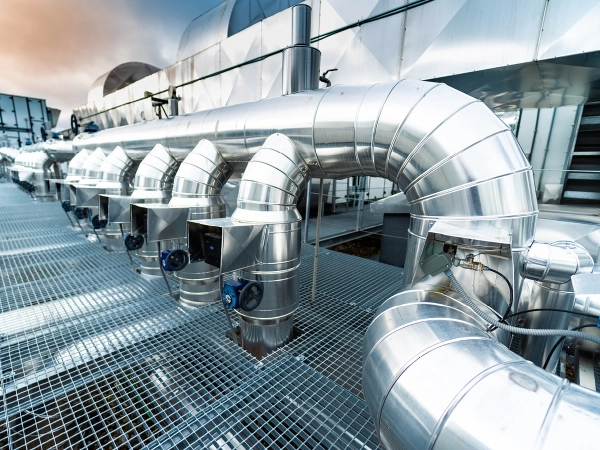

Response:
(232, 134), (309, 358)
(131, 143), (179, 203)
(363, 286), (600, 450)
(131, 143), (180, 277)
(169, 140), (233, 305)
(96, 146), (137, 194)
(65, 149), (92, 183)
(96, 146), (138, 251)
(169, 140), (232, 213)
(78, 148), (108, 186)
(521, 241), (594, 284)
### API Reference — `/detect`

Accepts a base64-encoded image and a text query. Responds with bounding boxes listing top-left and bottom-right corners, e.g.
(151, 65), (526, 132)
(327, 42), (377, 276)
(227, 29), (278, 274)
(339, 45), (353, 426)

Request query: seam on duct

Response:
(534, 378), (569, 450)
(365, 313), (489, 363)
(350, 84), (375, 172)
(408, 167), (532, 205)
(377, 335), (495, 440)
(366, 81), (403, 175)
(395, 99), (480, 185)
(403, 128), (511, 194)
(427, 359), (532, 450)
(383, 82), (440, 178)
(243, 159), (303, 196)
(309, 89), (331, 175)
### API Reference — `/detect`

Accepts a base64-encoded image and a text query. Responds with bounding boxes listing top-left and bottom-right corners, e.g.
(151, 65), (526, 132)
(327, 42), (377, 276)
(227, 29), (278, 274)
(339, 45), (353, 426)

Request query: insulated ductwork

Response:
(69, 148), (109, 231)
(231, 134), (309, 357)
(14, 151), (55, 200)
(73, 79), (538, 353)
(131, 144), (179, 277)
(96, 146), (138, 251)
(363, 285), (600, 450)
(65, 149), (92, 183)
(169, 139), (232, 306)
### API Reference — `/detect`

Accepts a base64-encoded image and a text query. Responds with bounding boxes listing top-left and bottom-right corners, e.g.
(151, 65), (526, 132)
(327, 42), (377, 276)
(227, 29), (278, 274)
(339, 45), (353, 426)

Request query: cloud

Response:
(0, 0), (214, 130)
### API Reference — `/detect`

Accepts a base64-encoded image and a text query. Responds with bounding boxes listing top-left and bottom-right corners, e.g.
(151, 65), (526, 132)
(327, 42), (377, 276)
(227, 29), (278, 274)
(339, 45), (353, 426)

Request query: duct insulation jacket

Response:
(363, 285), (600, 450)
(169, 139), (232, 306)
(231, 134), (309, 358)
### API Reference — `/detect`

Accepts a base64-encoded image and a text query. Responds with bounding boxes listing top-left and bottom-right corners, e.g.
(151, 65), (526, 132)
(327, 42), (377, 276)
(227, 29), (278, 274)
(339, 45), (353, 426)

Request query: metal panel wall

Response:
(73, 0), (600, 131)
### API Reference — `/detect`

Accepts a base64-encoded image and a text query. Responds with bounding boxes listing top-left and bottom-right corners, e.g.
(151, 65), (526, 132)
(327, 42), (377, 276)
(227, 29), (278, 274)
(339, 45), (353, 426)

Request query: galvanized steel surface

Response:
(363, 285), (600, 450)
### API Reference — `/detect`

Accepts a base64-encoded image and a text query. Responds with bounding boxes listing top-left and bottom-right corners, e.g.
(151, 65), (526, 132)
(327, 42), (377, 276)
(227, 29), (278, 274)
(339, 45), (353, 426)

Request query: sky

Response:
(0, 0), (222, 130)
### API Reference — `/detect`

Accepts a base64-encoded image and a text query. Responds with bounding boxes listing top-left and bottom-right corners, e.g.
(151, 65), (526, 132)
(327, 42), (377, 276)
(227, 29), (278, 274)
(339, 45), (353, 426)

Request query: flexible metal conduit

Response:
(169, 139), (232, 306)
(363, 285), (600, 449)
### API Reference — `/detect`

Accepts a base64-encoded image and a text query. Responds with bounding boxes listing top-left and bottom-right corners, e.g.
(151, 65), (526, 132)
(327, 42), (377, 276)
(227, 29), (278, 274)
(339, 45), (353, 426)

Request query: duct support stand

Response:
(311, 178), (324, 305)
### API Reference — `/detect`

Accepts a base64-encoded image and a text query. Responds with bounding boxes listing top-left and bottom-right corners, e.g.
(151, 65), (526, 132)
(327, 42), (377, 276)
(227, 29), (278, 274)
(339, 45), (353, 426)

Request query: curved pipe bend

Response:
(65, 149), (92, 183)
(169, 139), (233, 306)
(232, 134), (309, 357)
(363, 286), (600, 450)
(96, 146), (137, 194)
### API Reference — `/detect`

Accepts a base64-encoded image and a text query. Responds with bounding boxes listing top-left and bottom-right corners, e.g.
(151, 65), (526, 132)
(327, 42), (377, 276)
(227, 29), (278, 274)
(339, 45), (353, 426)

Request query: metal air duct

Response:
(96, 146), (138, 251)
(168, 139), (232, 306)
(73, 80), (538, 354)
(363, 285), (600, 450)
(230, 134), (308, 357)
(65, 149), (92, 183)
(130, 143), (179, 277)
(282, 4), (320, 95)
(69, 147), (109, 232)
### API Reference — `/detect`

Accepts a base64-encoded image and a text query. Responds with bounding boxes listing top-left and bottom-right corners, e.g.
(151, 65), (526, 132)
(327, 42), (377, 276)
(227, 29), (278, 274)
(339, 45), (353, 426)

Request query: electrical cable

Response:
(505, 308), (599, 321)
(119, 223), (138, 273)
(542, 324), (599, 370)
(444, 268), (600, 346)
(484, 267), (513, 332)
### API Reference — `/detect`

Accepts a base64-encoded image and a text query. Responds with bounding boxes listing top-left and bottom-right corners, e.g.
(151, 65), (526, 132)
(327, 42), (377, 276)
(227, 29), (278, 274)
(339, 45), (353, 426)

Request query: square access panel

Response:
(188, 218), (266, 273)
(99, 194), (132, 224)
(130, 203), (190, 242)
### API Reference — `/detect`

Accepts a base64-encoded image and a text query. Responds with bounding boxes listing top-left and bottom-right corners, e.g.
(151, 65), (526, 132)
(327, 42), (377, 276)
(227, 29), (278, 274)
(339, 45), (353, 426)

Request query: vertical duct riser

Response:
(169, 139), (232, 304)
(282, 5), (320, 95)
(96, 146), (138, 252)
(232, 134), (308, 358)
(132, 144), (179, 277)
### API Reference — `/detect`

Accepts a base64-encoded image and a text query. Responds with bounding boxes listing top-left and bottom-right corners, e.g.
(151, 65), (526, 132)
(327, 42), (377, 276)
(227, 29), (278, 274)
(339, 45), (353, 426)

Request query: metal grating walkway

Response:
(0, 184), (404, 449)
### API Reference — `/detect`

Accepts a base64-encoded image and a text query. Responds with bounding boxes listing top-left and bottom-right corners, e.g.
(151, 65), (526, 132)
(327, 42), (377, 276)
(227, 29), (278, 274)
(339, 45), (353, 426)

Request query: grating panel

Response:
(0, 184), (401, 449)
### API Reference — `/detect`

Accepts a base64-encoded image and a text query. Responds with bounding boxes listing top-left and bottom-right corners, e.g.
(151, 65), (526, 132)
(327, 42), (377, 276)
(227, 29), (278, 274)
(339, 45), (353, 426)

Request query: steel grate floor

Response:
(0, 184), (404, 449)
